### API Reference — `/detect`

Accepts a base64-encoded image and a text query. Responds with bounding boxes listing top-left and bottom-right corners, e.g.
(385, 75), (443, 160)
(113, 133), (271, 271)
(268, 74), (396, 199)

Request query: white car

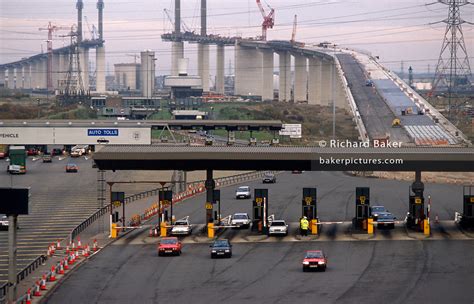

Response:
(171, 219), (192, 235)
(231, 213), (251, 228)
(0, 215), (9, 230)
(235, 186), (251, 199)
(268, 220), (288, 236)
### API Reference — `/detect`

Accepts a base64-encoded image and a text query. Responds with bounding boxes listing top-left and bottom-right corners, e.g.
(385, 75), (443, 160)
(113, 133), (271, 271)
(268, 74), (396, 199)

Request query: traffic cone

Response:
(58, 261), (65, 274)
(56, 239), (62, 250)
(69, 253), (75, 264)
(93, 239), (98, 251)
(40, 275), (47, 290)
(50, 243), (56, 255)
(77, 237), (82, 249)
(25, 288), (32, 304)
(84, 245), (90, 257)
(64, 257), (69, 270)
(71, 241), (76, 252)
(33, 281), (41, 296)
(66, 244), (70, 254)
(75, 250), (80, 260)
(49, 266), (56, 282)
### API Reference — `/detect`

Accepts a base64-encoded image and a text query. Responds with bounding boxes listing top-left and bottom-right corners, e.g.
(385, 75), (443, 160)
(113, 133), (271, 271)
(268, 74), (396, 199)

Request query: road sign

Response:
(279, 124), (302, 139)
(205, 202), (213, 210)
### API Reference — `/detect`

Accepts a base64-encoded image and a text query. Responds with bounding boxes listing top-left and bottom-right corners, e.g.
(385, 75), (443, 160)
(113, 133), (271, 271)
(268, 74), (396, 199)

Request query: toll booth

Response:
(159, 190), (173, 225)
(407, 186), (425, 231)
(252, 189), (268, 233)
(213, 189), (221, 223)
(353, 187), (370, 230)
(461, 186), (474, 228)
(302, 188), (317, 220)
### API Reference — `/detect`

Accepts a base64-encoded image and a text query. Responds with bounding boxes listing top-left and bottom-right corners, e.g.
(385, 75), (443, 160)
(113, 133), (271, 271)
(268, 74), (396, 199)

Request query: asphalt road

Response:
(336, 53), (410, 143)
(45, 171), (473, 304)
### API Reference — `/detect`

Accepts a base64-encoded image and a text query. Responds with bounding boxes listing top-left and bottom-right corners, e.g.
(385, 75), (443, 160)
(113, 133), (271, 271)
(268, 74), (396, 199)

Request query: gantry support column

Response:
(216, 45), (225, 94)
(294, 54), (308, 102)
(321, 59), (334, 106)
(262, 49), (274, 101)
(234, 44), (263, 97)
(6, 69), (14, 89)
(205, 169), (215, 224)
(308, 57), (322, 105)
(278, 52), (291, 102)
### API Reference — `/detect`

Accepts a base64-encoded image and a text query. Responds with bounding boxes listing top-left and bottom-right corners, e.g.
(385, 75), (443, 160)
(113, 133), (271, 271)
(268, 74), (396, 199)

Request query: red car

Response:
(158, 237), (182, 256)
(302, 250), (327, 272)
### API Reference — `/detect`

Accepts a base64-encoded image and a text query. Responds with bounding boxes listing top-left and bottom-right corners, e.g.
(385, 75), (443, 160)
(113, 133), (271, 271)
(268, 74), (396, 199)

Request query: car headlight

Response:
(225, 250), (230, 253)
(212, 250), (217, 253)
(318, 261), (325, 265)
(303, 261), (309, 265)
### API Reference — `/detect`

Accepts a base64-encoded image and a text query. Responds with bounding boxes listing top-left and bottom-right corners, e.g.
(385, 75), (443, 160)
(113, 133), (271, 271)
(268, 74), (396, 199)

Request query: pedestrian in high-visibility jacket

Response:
(300, 216), (309, 236)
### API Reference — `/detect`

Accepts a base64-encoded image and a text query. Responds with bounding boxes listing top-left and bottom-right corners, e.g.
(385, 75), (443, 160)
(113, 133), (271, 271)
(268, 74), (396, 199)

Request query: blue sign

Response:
(87, 129), (119, 136)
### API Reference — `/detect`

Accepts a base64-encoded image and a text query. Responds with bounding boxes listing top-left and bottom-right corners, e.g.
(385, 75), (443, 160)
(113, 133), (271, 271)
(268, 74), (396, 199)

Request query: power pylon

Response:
(430, 0), (472, 111)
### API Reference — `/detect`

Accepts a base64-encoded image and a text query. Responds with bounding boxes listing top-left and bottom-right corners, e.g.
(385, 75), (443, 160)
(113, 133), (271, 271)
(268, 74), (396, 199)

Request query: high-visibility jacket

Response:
(300, 219), (309, 230)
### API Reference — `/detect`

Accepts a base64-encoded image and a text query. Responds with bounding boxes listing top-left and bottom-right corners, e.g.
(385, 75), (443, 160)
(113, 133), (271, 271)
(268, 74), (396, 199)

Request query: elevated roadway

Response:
(93, 146), (474, 172)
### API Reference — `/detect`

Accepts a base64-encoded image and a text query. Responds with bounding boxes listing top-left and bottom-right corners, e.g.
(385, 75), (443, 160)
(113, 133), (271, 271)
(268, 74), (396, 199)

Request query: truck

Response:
(0, 145), (8, 159)
(7, 146), (26, 174)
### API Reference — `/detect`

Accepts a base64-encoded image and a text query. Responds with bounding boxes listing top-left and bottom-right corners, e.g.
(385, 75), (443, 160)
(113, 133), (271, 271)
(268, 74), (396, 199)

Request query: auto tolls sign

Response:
(279, 124), (302, 139)
(88, 129), (119, 136)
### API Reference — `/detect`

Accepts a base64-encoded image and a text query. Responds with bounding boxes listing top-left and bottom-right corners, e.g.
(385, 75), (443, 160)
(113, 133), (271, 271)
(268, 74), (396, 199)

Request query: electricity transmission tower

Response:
(430, 0), (472, 114)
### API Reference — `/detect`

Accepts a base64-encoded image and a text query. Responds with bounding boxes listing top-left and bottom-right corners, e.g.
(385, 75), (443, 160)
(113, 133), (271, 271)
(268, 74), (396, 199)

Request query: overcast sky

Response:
(1, 0), (473, 76)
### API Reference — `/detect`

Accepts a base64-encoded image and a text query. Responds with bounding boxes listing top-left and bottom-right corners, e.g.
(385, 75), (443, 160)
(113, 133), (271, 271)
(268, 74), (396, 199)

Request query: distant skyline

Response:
(1, 0), (473, 76)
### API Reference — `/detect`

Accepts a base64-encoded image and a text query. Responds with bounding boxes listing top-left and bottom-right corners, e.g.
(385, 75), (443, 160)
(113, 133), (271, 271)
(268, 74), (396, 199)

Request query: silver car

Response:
(171, 219), (192, 235)
(268, 220), (288, 236)
(231, 213), (251, 228)
(235, 186), (251, 199)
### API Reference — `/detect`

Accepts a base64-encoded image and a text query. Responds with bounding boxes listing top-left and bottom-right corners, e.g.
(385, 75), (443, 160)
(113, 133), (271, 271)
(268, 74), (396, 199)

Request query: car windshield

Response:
(372, 206), (386, 213)
(175, 221), (187, 226)
(213, 240), (229, 247)
(272, 221), (286, 226)
(306, 251), (324, 258)
(234, 214), (248, 220)
(161, 239), (177, 245)
(264, 173), (274, 177)
(237, 187), (249, 192)
(378, 213), (394, 219)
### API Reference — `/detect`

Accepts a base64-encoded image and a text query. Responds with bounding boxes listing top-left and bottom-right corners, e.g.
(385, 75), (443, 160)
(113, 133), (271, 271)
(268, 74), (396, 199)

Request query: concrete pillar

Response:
(308, 57), (322, 105)
(294, 54), (308, 102)
(58, 53), (66, 89)
(30, 61), (37, 89)
(96, 46), (106, 93)
(262, 49), (274, 101)
(79, 47), (89, 91)
(216, 45), (225, 94)
(51, 53), (60, 90)
(234, 44), (263, 97)
(0, 69), (5, 87)
(39, 58), (48, 89)
(24, 65), (31, 89)
(278, 52), (291, 102)
(141, 51), (155, 98)
(198, 44), (210, 92)
(335, 70), (349, 111)
(171, 42), (184, 76)
(321, 60), (334, 106)
(6, 69), (14, 89)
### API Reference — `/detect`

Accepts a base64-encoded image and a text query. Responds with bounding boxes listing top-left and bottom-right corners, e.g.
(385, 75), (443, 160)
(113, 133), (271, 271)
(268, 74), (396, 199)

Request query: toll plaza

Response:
(353, 187), (370, 231)
(302, 188), (318, 235)
(406, 171), (425, 231)
(460, 186), (474, 229)
(252, 189), (269, 234)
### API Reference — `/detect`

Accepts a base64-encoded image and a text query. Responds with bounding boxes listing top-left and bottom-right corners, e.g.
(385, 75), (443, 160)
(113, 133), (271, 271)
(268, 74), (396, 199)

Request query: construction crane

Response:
(38, 22), (69, 91)
(256, 0), (275, 41)
(126, 54), (140, 64)
(163, 8), (192, 33)
(291, 14), (297, 43)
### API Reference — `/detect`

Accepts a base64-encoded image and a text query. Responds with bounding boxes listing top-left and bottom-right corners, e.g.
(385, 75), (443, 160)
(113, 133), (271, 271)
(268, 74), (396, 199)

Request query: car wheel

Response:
(228, 253), (232, 258)
(158, 252), (162, 257)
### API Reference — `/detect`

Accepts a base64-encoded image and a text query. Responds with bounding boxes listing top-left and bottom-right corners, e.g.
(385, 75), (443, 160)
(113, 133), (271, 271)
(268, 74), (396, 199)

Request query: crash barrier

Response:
(14, 238), (100, 303)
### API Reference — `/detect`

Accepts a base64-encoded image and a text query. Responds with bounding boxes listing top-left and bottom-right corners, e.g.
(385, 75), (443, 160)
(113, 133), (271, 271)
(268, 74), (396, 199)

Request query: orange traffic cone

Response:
(25, 288), (32, 304)
(66, 244), (70, 254)
(40, 275), (47, 290)
(56, 240), (62, 250)
(49, 266), (56, 282)
(58, 261), (65, 275)
(93, 239), (98, 251)
(69, 253), (75, 264)
(83, 245), (90, 257)
(77, 237), (82, 249)
(75, 250), (80, 260)
(33, 281), (41, 296)
(71, 241), (76, 252)
(64, 257), (69, 270)
(50, 243), (56, 255)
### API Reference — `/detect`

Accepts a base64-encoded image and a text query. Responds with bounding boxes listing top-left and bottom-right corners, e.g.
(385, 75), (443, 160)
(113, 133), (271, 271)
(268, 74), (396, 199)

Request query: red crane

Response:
(39, 22), (68, 91)
(256, 0), (275, 41)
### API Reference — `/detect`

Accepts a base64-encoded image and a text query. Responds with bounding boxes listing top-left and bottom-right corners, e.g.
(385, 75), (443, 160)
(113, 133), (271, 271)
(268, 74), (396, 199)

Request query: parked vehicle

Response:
(210, 239), (232, 258)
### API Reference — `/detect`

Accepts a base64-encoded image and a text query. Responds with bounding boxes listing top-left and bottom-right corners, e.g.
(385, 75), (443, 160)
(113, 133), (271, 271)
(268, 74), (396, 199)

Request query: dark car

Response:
(65, 163), (78, 173)
(210, 239), (232, 258)
(292, 170), (303, 174)
(262, 172), (276, 183)
(42, 154), (52, 163)
(376, 212), (396, 229)
(302, 250), (327, 272)
(370, 206), (387, 221)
